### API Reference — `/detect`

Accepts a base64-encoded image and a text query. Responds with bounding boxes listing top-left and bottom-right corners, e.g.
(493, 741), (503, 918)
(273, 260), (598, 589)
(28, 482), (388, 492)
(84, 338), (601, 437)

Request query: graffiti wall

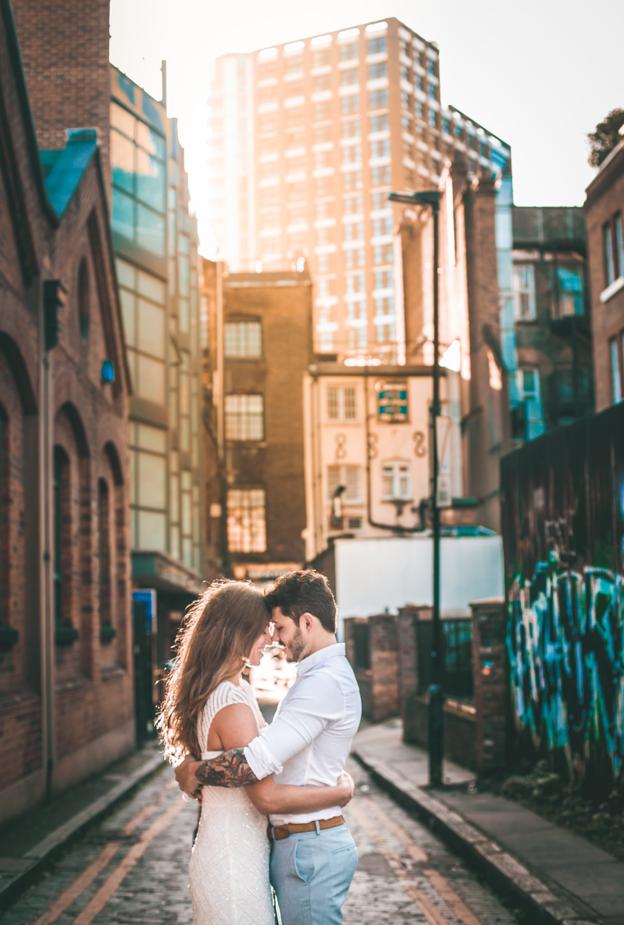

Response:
(501, 402), (624, 794)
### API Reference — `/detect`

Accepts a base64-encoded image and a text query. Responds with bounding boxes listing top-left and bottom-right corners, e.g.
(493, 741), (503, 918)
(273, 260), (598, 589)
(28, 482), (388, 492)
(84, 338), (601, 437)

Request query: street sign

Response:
(132, 589), (157, 634)
(377, 381), (408, 422)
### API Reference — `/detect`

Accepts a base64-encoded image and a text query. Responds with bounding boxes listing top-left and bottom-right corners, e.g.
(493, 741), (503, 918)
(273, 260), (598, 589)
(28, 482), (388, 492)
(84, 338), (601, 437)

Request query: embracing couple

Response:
(159, 569), (362, 925)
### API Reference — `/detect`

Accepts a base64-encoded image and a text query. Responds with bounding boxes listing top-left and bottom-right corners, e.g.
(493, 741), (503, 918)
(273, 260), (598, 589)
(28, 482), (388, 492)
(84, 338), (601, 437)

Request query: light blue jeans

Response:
(270, 824), (358, 925)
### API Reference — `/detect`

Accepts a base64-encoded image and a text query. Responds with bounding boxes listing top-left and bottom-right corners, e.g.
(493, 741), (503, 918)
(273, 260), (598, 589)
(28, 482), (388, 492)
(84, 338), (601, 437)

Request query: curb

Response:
(0, 749), (166, 912)
(352, 749), (600, 925)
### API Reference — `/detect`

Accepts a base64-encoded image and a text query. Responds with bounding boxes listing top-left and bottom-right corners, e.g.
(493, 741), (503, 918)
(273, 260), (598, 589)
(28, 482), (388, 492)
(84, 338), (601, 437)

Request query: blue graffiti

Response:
(507, 555), (624, 786)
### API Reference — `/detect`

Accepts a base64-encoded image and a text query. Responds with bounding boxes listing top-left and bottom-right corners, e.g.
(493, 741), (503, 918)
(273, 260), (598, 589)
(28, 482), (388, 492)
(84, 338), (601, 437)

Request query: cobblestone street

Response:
(4, 759), (521, 925)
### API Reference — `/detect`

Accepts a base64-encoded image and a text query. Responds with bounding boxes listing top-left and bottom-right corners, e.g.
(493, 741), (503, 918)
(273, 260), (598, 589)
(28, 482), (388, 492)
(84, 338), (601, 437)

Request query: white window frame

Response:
(224, 321), (262, 359)
(225, 394), (264, 441)
(327, 385), (357, 421)
(513, 264), (537, 321)
(227, 488), (266, 553)
(327, 464), (362, 503)
(381, 460), (413, 501)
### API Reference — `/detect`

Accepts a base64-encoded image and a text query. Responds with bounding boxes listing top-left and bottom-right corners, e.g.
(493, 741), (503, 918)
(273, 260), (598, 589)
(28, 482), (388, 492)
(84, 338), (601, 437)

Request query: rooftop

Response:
(40, 128), (98, 219)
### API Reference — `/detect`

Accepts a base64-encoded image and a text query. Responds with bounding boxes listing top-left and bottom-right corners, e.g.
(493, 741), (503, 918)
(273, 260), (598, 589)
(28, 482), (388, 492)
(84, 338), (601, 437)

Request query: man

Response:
(176, 569), (362, 925)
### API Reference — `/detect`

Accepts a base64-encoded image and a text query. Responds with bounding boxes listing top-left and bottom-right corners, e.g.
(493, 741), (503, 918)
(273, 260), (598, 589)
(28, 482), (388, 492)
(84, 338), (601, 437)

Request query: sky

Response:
(110, 0), (623, 251)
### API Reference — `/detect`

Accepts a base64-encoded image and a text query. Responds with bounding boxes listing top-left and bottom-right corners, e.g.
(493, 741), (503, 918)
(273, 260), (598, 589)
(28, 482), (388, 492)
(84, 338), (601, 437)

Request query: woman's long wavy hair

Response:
(157, 579), (269, 764)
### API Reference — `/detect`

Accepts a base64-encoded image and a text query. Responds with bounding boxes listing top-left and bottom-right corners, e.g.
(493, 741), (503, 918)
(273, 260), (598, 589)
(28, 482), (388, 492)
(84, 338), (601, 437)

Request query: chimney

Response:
(11, 0), (111, 184)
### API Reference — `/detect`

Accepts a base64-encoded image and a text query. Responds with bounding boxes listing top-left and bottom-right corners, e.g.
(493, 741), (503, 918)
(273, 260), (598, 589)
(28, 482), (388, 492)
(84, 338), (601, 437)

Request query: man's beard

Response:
(286, 628), (306, 662)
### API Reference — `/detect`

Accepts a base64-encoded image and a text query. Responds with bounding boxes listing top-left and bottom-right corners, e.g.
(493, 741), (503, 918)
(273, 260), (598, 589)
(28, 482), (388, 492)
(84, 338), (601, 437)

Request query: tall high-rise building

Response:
(206, 17), (512, 364)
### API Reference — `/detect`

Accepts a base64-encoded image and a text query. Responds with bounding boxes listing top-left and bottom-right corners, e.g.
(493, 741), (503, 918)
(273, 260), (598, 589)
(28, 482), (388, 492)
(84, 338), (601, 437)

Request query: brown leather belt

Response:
(269, 815), (345, 841)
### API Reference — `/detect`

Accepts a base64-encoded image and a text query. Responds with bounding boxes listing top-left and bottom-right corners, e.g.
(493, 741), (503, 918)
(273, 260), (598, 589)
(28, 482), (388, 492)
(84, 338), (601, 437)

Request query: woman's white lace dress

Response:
(189, 679), (276, 924)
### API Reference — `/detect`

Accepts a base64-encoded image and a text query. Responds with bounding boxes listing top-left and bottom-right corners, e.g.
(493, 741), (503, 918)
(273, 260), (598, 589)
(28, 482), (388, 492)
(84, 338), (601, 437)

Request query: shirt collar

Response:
(297, 642), (345, 678)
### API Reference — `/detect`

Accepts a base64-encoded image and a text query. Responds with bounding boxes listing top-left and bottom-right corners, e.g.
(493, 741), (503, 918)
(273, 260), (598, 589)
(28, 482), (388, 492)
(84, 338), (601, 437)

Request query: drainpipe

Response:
(40, 280), (66, 797)
(215, 262), (231, 576)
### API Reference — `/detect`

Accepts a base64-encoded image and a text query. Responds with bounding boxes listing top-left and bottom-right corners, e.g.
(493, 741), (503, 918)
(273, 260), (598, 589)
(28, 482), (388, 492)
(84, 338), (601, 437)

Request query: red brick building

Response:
(584, 138), (624, 410)
(0, 0), (132, 823)
(202, 263), (313, 582)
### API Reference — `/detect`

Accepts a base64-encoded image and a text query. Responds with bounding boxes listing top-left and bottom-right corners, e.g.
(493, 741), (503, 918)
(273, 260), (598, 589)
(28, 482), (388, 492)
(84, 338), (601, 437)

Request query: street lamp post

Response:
(389, 189), (444, 787)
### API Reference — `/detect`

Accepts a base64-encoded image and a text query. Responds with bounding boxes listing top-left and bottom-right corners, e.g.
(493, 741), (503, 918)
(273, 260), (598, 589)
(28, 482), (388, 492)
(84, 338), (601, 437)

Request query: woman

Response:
(158, 579), (353, 925)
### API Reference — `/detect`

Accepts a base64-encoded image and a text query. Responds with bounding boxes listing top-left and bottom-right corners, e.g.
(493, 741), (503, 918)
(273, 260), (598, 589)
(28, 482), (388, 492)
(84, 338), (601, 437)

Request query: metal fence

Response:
(417, 617), (474, 702)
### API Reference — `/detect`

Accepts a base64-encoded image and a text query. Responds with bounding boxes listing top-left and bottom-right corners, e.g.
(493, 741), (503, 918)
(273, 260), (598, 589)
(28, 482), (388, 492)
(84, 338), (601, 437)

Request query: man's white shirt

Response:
(245, 642), (362, 825)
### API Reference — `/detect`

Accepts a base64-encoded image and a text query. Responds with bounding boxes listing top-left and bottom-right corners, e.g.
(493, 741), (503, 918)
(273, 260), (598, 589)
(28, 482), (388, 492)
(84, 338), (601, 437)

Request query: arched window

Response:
(77, 258), (90, 340)
(53, 446), (71, 627)
(98, 478), (112, 630)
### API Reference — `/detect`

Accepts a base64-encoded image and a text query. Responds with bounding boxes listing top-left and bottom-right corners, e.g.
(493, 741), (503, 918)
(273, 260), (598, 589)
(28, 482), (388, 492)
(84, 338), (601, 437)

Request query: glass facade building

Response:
(110, 67), (204, 632)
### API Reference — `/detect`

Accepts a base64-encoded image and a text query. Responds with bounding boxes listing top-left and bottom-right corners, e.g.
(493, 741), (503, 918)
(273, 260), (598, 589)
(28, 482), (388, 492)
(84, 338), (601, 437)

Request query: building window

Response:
(225, 319), (262, 358)
(340, 68), (358, 87)
(0, 408), (7, 626)
(327, 464), (362, 503)
(116, 259), (167, 407)
(381, 461), (412, 501)
(110, 103), (166, 258)
(98, 479), (111, 627)
(372, 215), (393, 238)
(517, 368), (545, 440)
(373, 243), (394, 264)
(53, 446), (71, 627)
(227, 488), (266, 553)
(368, 89), (388, 110)
(513, 265), (536, 321)
(552, 266), (585, 318)
(369, 113), (389, 134)
(610, 336), (623, 404)
(367, 36), (386, 56)
(370, 164), (391, 187)
(327, 385), (357, 421)
(603, 213), (623, 287)
(225, 394), (264, 440)
(77, 258), (90, 339)
(368, 61), (387, 80)
(345, 247), (365, 268)
(340, 43), (358, 63)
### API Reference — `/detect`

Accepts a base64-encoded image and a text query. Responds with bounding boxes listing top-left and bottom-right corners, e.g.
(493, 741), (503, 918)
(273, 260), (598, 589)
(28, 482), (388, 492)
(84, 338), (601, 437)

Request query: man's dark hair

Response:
(265, 570), (336, 633)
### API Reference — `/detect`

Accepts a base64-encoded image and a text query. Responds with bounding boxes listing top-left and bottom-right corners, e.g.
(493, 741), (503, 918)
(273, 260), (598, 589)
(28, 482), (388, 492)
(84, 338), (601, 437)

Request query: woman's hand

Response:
(336, 770), (355, 807)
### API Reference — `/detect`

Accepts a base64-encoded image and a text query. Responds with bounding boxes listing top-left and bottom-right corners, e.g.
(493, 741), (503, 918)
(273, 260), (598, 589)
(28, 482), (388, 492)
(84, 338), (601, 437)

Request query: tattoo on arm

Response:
(195, 748), (259, 788)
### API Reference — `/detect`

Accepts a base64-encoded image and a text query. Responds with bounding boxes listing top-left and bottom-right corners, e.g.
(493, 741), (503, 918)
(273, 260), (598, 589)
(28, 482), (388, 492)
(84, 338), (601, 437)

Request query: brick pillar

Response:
(471, 598), (507, 774)
(370, 615), (399, 721)
(397, 604), (431, 715)
(397, 605), (431, 740)
(462, 174), (511, 531)
(12, 0), (111, 183)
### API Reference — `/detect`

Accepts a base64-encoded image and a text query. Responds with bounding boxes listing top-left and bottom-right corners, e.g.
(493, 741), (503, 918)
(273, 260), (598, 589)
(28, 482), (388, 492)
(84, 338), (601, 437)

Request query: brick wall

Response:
(344, 615), (399, 722)
(223, 272), (312, 573)
(12, 0), (111, 182)
(462, 176), (512, 531)
(396, 604), (430, 722)
(0, 1), (133, 822)
(584, 143), (624, 411)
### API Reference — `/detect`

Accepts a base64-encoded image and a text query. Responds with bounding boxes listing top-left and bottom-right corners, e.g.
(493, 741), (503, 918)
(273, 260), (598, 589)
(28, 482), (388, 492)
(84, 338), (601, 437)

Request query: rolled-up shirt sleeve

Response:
(244, 671), (343, 780)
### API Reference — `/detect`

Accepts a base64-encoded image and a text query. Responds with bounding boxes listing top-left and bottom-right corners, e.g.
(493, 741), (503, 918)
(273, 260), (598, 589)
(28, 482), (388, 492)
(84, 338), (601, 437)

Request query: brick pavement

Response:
(3, 758), (521, 924)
